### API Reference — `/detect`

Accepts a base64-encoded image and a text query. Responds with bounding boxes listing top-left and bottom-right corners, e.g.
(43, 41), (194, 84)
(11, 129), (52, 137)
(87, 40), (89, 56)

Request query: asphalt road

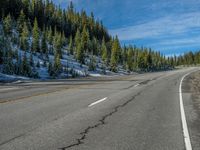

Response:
(0, 67), (199, 150)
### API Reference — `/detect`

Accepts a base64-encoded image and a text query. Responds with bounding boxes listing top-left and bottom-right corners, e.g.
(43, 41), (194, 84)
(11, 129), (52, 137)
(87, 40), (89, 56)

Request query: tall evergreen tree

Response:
(32, 18), (40, 52)
(3, 14), (12, 35)
(17, 10), (26, 35)
(76, 41), (84, 64)
(110, 36), (120, 72)
(101, 38), (108, 64)
(20, 22), (29, 51)
(54, 54), (62, 75)
(53, 32), (62, 58)
(127, 49), (133, 71)
(41, 31), (48, 54)
(75, 29), (81, 54)
(22, 52), (31, 76)
(69, 36), (74, 55)
(81, 25), (90, 53)
(47, 26), (53, 45)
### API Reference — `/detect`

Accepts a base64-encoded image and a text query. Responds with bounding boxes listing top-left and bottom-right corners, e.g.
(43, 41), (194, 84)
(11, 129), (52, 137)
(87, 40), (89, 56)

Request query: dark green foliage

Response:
(30, 53), (34, 67)
(3, 14), (12, 35)
(54, 54), (62, 75)
(1, 0), (200, 80)
(110, 36), (121, 72)
(0, 0), (111, 44)
(81, 26), (90, 53)
(175, 51), (200, 66)
(76, 41), (85, 64)
(88, 56), (96, 71)
(53, 32), (62, 58)
(20, 22), (29, 51)
(47, 26), (53, 45)
(101, 38), (108, 64)
(2, 50), (15, 74)
(75, 29), (81, 54)
(41, 31), (48, 54)
(127, 49), (134, 71)
(32, 18), (40, 52)
(48, 62), (54, 77)
(22, 52), (31, 76)
(17, 10), (26, 34)
(69, 36), (74, 55)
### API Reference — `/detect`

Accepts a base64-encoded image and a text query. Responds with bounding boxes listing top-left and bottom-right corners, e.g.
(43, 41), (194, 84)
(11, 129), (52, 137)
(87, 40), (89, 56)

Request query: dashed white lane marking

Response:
(88, 97), (108, 107)
(134, 84), (140, 87)
(179, 71), (197, 150)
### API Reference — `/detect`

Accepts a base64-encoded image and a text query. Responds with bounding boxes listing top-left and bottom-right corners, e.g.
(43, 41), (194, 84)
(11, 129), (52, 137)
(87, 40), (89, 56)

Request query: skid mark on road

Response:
(59, 91), (142, 150)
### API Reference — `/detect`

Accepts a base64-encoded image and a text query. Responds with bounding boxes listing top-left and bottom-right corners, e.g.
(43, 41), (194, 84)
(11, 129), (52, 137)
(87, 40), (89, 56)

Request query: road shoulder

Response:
(182, 71), (200, 150)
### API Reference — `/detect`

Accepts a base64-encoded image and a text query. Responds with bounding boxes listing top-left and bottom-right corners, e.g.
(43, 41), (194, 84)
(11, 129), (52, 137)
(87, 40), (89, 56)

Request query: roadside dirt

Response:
(183, 71), (200, 150)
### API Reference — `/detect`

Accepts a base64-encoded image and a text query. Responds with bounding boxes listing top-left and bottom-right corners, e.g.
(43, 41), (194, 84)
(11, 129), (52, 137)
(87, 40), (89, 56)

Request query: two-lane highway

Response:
(0, 68), (198, 150)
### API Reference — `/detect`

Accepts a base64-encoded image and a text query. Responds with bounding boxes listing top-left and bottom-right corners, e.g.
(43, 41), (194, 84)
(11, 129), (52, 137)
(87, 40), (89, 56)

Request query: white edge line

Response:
(88, 97), (108, 107)
(179, 70), (198, 150)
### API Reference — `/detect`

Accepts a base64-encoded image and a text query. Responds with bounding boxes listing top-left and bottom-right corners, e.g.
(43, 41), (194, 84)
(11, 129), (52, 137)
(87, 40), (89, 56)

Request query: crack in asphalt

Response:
(58, 91), (142, 150)
(0, 133), (25, 146)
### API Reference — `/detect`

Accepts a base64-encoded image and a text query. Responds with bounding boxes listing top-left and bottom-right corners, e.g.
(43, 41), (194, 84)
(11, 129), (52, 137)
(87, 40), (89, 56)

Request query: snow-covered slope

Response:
(0, 26), (128, 81)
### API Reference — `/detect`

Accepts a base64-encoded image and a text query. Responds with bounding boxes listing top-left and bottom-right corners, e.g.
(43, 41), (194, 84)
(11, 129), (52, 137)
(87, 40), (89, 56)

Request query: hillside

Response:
(0, 0), (199, 80)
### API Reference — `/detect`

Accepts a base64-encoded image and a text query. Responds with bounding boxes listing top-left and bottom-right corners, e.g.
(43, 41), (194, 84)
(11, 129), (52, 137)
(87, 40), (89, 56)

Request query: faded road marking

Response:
(88, 97), (108, 107)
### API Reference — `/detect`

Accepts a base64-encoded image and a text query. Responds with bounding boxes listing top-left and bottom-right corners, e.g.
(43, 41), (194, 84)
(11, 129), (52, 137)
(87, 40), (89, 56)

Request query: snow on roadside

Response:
(0, 73), (29, 82)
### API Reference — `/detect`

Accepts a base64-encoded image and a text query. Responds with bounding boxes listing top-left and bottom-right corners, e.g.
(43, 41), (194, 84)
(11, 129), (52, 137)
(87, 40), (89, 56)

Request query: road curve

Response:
(0, 67), (198, 150)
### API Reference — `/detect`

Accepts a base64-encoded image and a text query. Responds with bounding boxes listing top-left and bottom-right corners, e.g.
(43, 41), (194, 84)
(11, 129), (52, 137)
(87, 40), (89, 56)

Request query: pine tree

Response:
(69, 35), (74, 55)
(3, 50), (14, 75)
(81, 25), (90, 53)
(3, 14), (12, 35)
(127, 49), (133, 71)
(32, 18), (40, 52)
(17, 10), (26, 35)
(61, 31), (66, 46)
(101, 38), (108, 64)
(146, 50), (153, 71)
(22, 52), (31, 76)
(20, 22), (29, 51)
(48, 62), (53, 77)
(88, 56), (96, 71)
(76, 41), (84, 64)
(41, 31), (48, 54)
(75, 29), (81, 54)
(138, 52), (145, 71)
(30, 53), (34, 67)
(53, 32), (62, 58)
(54, 54), (62, 75)
(110, 36), (120, 72)
(47, 27), (53, 45)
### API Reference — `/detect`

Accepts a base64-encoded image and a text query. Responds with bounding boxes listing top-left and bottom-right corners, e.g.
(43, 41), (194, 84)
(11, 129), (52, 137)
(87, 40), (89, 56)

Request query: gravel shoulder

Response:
(182, 71), (200, 150)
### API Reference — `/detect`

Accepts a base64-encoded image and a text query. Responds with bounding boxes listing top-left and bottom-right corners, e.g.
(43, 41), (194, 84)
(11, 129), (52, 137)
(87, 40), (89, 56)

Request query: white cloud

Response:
(109, 12), (200, 40)
(149, 36), (200, 47)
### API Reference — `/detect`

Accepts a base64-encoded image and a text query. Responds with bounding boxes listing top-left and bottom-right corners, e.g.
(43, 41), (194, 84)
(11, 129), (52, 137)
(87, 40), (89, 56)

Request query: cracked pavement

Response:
(0, 68), (199, 150)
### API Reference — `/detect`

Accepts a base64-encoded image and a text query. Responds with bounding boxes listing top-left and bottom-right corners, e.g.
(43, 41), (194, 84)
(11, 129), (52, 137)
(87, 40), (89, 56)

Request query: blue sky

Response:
(54, 0), (200, 55)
